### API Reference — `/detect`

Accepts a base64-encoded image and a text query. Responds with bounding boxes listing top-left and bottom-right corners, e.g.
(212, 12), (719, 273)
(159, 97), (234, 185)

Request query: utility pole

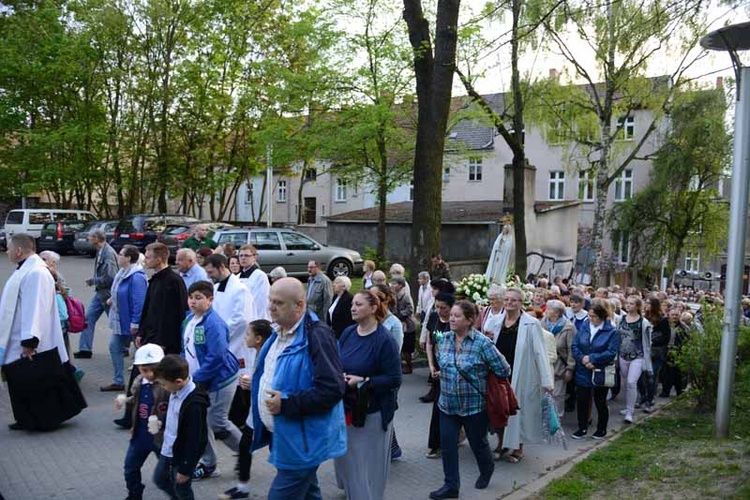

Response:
(700, 22), (750, 438)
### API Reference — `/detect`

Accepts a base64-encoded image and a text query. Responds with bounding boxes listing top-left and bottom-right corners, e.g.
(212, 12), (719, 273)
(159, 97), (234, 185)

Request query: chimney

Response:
(549, 68), (559, 80)
(716, 76), (723, 89)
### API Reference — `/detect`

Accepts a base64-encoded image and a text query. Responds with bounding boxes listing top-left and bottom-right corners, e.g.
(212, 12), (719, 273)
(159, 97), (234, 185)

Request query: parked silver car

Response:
(73, 220), (119, 256)
(212, 228), (363, 278)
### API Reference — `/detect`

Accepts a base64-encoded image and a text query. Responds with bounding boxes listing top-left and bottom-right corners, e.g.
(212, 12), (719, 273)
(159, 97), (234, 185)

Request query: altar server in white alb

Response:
(237, 244), (270, 321)
(204, 254), (256, 431)
(0, 233), (86, 431)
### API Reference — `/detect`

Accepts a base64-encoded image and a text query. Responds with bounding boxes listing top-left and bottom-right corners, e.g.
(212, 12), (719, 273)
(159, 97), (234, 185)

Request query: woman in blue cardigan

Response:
(335, 290), (402, 500)
(571, 298), (619, 440)
(103, 245), (147, 391)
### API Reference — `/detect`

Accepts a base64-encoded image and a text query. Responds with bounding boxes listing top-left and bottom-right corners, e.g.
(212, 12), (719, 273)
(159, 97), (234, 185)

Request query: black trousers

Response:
(576, 386), (609, 434)
(428, 384), (442, 450)
(661, 364), (684, 396)
(238, 426), (254, 482)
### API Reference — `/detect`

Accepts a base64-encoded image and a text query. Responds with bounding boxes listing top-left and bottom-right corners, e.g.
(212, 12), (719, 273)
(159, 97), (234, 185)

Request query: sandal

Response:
(492, 447), (509, 461)
(507, 450), (524, 463)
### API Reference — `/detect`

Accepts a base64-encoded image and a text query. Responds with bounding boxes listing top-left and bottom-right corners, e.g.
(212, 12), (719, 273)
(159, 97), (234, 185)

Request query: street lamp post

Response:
(700, 21), (750, 438)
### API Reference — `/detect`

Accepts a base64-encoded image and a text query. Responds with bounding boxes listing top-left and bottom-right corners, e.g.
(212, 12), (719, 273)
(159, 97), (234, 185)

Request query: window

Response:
(217, 232), (250, 246)
(468, 157), (482, 181)
(578, 170), (595, 202)
(617, 116), (635, 140)
(5, 211), (23, 224)
(303, 168), (317, 181)
(250, 231), (282, 250)
(281, 231), (316, 250)
(335, 178), (347, 202)
(245, 181), (254, 204)
(29, 212), (52, 224)
(277, 180), (287, 203)
(549, 171), (565, 201)
(443, 166), (450, 183)
(614, 169), (633, 201)
(685, 251), (700, 273)
(613, 230), (630, 264)
(409, 180), (414, 201)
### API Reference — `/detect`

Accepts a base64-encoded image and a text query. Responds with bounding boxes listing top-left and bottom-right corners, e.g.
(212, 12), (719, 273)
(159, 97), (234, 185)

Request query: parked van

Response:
(5, 209), (97, 239)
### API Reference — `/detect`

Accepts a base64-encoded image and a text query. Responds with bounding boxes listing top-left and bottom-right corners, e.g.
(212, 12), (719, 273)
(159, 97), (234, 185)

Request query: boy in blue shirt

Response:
(116, 343), (169, 500)
(182, 280), (240, 479)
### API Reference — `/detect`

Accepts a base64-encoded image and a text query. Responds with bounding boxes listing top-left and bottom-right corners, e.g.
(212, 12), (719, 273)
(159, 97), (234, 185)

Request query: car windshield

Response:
(165, 225), (191, 236)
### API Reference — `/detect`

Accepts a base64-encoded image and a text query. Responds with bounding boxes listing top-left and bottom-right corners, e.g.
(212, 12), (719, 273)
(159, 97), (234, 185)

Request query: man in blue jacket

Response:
(251, 278), (347, 500)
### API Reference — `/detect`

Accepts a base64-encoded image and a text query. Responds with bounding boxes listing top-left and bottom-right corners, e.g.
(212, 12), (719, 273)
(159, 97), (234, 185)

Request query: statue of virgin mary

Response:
(486, 224), (514, 284)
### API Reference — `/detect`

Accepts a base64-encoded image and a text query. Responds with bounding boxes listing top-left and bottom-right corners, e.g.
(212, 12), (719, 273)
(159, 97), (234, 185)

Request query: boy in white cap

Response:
(115, 343), (170, 500)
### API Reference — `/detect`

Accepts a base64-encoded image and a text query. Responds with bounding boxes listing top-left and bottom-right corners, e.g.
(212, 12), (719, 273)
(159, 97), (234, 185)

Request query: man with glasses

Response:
(238, 244), (270, 321)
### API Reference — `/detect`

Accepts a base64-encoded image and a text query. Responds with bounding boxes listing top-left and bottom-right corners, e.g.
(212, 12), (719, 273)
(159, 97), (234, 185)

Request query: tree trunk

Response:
(403, 0), (460, 278)
(510, 0), (527, 279)
(376, 134), (388, 261)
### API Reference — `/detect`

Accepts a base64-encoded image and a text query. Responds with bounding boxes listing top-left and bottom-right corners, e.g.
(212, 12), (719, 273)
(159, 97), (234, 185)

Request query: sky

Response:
(455, 0), (750, 96)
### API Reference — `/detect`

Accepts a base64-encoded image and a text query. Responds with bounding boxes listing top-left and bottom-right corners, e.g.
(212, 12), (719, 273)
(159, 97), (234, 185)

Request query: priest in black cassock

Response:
(0, 233), (86, 431)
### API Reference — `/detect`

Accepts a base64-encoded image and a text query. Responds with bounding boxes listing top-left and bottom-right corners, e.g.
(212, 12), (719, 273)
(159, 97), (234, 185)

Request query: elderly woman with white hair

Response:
(493, 287), (553, 463)
(543, 300), (577, 418)
(40, 250), (65, 286)
(479, 284), (505, 341)
(390, 262), (411, 297)
(327, 275), (355, 339)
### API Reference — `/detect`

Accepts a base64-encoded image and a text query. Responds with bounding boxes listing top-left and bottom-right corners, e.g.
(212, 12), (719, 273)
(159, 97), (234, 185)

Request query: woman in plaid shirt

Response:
(429, 301), (511, 500)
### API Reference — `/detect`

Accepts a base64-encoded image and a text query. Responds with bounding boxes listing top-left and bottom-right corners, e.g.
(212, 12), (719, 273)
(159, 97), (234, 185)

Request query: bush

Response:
(362, 246), (389, 272)
(677, 304), (750, 409)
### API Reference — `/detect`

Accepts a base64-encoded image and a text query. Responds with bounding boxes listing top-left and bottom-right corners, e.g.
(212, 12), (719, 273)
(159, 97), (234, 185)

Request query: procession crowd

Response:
(0, 226), (713, 500)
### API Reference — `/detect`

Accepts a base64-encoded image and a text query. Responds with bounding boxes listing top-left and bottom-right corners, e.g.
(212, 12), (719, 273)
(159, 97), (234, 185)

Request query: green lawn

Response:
(536, 371), (750, 499)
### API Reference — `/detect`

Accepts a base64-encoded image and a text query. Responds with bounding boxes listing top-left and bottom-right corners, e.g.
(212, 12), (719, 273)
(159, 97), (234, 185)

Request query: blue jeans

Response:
(78, 294), (109, 352)
(109, 334), (132, 385)
(124, 440), (158, 497)
(153, 455), (194, 500)
(439, 409), (494, 491)
(268, 465), (322, 500)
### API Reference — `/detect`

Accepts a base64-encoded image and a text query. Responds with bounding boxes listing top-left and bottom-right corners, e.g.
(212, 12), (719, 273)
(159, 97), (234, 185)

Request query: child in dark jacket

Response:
(219, 319), (273, 500)
(182, 280), (241, 479)
(116, 344), (169, 500)
(153, 355), (210, 500)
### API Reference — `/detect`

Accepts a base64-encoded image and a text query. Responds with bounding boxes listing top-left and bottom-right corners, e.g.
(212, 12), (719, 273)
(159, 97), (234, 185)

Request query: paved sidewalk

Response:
(0, 256), (669, 499)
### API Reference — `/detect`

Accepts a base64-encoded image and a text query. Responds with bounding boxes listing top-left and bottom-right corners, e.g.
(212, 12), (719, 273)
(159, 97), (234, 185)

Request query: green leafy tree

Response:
(320, 0), (415, 261)
(613, 88), (730, 284)
(526, 0), (708, 285)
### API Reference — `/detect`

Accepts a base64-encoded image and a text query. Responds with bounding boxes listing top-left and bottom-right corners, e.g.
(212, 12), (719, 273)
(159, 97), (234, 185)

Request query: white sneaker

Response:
(619, 409), (628, 416)
(624, 413), (633, 424)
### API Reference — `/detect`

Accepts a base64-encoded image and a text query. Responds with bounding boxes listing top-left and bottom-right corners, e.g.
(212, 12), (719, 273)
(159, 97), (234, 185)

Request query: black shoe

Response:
(429, 485), (459, 499)
(214, 429), (230, 440)
(571, 429), (587, 440)
(73, 350), (92, 359)
(8, 422), (24, 431)
(123, 351), (129, 357)
(125, 495), (142, 500)
(114, 417), (132, 430)
(419, 393), (435, 403)
(475, 472), (493, 489)
(592, 430), (607, 440)
(659, 392), (670, 398)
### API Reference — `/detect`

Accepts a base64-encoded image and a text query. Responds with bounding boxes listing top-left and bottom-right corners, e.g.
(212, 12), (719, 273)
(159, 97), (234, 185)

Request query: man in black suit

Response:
(326, 275), (355, 339)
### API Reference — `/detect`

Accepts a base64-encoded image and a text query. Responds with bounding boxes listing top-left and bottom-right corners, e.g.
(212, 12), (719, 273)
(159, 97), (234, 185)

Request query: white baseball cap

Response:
(133, 344), (165, 365)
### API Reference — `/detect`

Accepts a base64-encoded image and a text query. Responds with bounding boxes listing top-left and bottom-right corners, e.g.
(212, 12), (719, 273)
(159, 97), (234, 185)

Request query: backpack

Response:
(64, 295), (87, 333)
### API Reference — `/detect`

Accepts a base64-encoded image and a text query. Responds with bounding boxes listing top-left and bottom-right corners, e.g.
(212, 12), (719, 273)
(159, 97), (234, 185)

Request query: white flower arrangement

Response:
(456, 273), (490, 306)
